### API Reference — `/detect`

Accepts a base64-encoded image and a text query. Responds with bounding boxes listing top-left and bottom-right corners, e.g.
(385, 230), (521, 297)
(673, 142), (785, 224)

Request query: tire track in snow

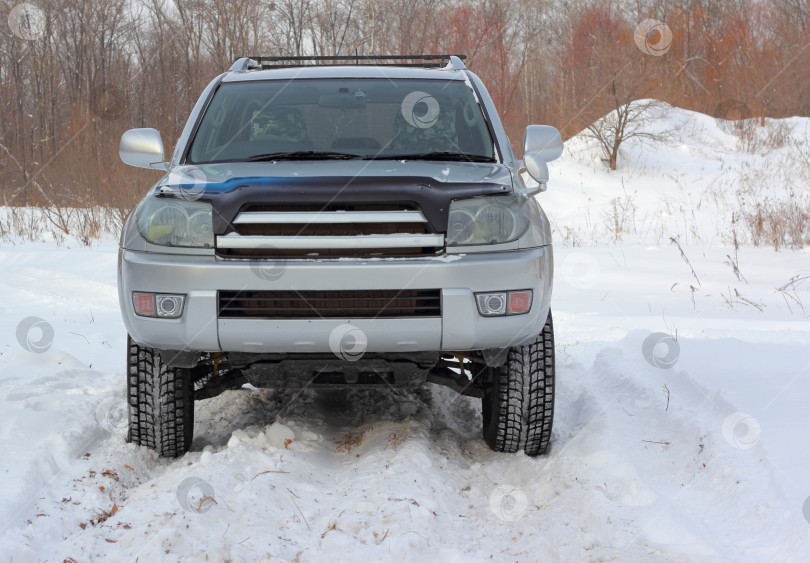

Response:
(2, 338), (809, 560)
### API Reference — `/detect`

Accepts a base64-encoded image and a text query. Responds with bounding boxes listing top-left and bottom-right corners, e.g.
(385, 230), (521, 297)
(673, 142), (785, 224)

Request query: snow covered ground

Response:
(1, 105), (809, 561)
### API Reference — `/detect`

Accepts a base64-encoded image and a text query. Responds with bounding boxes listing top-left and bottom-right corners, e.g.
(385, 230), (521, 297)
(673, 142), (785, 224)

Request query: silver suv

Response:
(117, 55), (563, 457)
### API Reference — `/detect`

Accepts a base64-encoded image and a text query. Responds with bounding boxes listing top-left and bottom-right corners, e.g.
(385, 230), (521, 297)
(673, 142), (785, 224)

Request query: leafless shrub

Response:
(9, 208), (45, 242)
(740, 120), (792, 153)
(0, 215), (9, 242)
(42, 206), (77, 236)
(0, 206), (119, 246)
(75, 207), (104, 246)
(602, 192), (638, 242)
(557, 225), (585, 247)
(740, 198), (810, 250)
(105, 207), (130, 234)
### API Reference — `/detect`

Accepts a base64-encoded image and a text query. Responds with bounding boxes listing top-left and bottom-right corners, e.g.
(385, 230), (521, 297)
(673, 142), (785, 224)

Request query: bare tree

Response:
(585, 88), (669, 170)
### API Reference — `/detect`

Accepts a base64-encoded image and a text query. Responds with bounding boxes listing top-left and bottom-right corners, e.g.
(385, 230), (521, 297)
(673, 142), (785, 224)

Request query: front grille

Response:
(218, 289), (442, 319)
(234, 204), (430, 237)
(217, 203), (444, 258)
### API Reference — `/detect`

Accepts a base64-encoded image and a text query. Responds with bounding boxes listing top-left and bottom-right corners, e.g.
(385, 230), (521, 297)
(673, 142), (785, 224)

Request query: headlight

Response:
(446, 195), (530, 246)
(137, 197), (214, 247)
(448, 208), (476, 243)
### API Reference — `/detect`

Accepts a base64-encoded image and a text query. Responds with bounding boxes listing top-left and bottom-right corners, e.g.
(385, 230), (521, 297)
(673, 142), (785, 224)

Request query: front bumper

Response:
(118, 247), (553, 353)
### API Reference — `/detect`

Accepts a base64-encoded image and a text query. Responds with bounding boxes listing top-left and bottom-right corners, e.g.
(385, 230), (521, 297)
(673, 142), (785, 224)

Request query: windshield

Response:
(186, 78), (496, 163)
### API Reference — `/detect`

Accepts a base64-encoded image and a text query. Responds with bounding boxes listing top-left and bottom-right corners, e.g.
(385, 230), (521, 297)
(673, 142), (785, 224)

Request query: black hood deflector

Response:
(197, 176), (513, 234)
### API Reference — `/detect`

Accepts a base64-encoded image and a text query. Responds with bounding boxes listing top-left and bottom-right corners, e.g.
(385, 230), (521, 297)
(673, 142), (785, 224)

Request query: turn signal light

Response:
(509, 291), (533, 314)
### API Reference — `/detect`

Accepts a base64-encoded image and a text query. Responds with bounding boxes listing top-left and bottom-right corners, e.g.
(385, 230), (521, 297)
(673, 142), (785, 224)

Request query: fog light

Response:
(156, 295), (185, 318)
(476, 292), (507, 316)
(133, 292), (155, 317)
(508, 290), (533, 314)
(133, 292), (185, 318)
(475, 290), (533, 317)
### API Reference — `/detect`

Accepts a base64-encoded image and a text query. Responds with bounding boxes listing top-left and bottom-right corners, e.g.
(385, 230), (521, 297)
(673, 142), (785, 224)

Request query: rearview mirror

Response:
(318, 93), (367, 109)
(119, 128), (168, 170)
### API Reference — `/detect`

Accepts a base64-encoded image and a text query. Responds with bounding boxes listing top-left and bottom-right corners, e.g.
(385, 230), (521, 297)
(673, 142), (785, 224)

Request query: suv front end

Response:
(117, 55), (563, 458)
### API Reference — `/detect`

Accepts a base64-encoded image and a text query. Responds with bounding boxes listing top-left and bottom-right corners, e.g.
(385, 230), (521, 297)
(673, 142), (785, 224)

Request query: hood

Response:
(154, 160), (514, 234)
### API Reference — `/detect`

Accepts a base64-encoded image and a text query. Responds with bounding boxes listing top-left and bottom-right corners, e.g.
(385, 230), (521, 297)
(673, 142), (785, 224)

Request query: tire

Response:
(481, 311), (555, 456)
(127, 336), (194, 457)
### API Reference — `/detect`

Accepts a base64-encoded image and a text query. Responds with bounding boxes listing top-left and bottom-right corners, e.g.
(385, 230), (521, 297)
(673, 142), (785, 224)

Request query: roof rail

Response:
(229, 55), (467, 71)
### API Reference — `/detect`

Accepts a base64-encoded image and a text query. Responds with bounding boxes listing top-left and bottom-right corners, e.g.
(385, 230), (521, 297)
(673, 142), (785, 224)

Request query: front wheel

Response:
(127, 336), (194, 457)
(481, 311), (555, 456)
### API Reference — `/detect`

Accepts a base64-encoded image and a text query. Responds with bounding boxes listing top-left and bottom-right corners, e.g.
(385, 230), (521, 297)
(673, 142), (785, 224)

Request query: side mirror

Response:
(119, 128), (169, 170)
(523, 125), (563, 163)
(524, 153), (549, 188)
(522, 125), (563, 189)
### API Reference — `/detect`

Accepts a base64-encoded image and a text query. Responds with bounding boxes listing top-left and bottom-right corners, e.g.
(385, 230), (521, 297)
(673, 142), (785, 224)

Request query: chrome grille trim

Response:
(216, 233), (444, 249)
(232, 210), (428, 224)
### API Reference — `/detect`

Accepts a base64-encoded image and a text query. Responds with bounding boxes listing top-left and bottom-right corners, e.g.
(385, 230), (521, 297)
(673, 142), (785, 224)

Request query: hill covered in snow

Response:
(543, 101), (810, 251)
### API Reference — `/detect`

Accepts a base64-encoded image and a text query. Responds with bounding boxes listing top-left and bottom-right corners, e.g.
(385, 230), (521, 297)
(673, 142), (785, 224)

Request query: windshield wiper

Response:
(363, 151), (495, 163)
(246, 151), (362, 161)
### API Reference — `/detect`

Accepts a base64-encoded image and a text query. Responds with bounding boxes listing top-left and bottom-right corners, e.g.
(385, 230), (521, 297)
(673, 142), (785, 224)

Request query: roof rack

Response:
(229, 55), (467, 72)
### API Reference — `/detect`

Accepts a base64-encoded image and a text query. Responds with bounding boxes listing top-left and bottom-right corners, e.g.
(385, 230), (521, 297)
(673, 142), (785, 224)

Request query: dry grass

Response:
(384, 428), (411, 449)
(740, 199), (809, 250)
(739, 119), (792, 153)
(601, 181), (638, 242)
(0, 206), (124, 246)
(333, 431), (365, 453)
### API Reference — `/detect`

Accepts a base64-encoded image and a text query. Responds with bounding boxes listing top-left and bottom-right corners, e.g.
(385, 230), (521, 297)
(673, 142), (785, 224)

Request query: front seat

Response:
(390, 98), (459, 153)
(250, 107), (311, 144)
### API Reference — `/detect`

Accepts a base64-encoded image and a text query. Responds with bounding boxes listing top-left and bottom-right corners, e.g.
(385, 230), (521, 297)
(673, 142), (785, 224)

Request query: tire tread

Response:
(127, 337), (193, 457)
(482, 312), (555, 456)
